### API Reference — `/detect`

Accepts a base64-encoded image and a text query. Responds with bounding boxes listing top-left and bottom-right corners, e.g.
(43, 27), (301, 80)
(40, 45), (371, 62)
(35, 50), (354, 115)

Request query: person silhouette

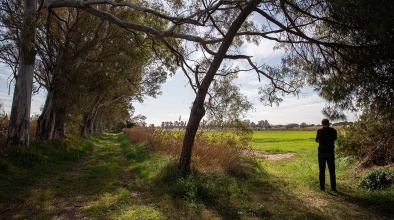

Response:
(315, 119), (337, 192)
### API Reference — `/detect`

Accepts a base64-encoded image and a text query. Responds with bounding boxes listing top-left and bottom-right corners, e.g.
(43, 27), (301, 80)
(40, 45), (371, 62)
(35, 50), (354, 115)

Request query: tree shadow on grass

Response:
(153, 157), (327, 220)
(0, 133), (155, 219)
(333, 188), (394, 218)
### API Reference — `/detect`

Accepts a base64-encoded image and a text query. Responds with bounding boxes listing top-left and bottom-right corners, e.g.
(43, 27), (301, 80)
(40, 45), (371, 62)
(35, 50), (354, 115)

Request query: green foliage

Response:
(175, 175), (198, 203)
(299, 122), (308, 128)
(310, 0), (394, 119)
(337, 113), (394, 166)
(114, 121), (136, 132)
(359, 169), (393, 190)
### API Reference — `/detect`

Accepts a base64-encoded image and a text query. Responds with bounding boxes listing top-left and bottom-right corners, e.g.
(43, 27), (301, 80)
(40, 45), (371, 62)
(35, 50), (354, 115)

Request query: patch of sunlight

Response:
(117, 205), (166, 220)
(82, 187), (132, 215)
(27, 188), (55, 212)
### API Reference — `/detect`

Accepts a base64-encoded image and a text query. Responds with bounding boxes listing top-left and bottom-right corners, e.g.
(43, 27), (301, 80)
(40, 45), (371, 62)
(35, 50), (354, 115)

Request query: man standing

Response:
(315, 119), (338, 192)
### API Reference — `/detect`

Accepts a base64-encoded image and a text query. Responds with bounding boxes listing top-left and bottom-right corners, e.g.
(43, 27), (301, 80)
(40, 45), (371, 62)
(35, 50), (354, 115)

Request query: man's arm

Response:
(315, 130), (320, 143)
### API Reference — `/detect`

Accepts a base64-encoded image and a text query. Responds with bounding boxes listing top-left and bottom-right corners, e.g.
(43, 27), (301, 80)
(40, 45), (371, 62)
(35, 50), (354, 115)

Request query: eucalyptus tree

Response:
(34, 8), (113, 140)
(75, 39), (169, 137)
(0, 0), (36, 146)
(1, 2), (171, 141)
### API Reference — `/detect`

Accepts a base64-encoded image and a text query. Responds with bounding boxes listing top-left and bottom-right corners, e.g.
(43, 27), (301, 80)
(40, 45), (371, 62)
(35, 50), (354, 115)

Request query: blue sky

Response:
(132, 71), (357, 126)
(0, 40), (358, 126)
(131, 39), (358, 126)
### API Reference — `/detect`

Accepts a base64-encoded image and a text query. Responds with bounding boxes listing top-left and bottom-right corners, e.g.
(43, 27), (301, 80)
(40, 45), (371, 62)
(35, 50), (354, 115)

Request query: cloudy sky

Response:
(131, 71), (357, 127)
(131, 40), (358, 126)
(0, 39), (358, 127)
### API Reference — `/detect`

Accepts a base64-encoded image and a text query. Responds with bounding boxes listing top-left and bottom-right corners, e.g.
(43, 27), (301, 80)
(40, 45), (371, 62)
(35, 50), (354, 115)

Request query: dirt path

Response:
(242, 149), (295, 161)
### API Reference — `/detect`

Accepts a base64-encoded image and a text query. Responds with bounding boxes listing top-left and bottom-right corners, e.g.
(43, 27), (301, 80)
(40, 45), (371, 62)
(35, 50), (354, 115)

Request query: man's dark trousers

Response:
(318, 152), (336, 191)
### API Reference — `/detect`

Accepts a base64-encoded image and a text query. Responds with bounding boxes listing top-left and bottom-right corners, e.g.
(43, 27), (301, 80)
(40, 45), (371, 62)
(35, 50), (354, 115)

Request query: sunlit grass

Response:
(250, 130), (316, 153)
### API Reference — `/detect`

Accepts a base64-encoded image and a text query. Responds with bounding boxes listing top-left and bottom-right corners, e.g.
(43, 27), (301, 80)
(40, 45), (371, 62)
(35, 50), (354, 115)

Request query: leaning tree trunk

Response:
(53, 107), (66, 139)
(179, 1), (256, 176)
(80, 114), (90, 138)
(6, 0), (37, 147)
(36, 89), (56, 141)
(80, 96), (101, 137)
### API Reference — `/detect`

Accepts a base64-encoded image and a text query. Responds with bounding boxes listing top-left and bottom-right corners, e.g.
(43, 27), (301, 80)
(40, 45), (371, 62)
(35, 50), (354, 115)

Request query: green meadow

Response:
(251, 130), (316, 153)
(0, 131), (393, 219)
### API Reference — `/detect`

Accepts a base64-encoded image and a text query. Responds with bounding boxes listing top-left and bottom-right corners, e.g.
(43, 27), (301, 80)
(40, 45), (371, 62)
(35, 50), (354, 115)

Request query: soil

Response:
(242, 149), (295, 161)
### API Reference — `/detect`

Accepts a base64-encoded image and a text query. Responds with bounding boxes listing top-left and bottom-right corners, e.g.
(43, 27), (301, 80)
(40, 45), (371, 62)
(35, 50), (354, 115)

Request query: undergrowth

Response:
(123, 127), (252, 173)
(359, 168), (394, 190)
(337, 113), (394, 167)
(0, 136), (94, 204)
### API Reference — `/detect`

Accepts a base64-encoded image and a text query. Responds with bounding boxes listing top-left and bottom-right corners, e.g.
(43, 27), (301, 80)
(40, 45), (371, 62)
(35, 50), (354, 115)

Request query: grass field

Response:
(0, 130), (393, 219)
(251, 130), (316, 153)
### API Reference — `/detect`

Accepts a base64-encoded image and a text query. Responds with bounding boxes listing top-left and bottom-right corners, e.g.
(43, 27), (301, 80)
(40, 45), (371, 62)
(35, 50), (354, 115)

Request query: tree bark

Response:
(6, 0), (37, 147)
(36, 89), (56, 141)
(54, 108), (66, 139)
(179, 1), (257, 176)
(80, 97), (100, 137)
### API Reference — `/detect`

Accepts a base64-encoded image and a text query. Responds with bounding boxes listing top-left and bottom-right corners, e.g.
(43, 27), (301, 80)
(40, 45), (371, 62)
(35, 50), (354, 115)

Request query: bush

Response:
(359, 169), (393, 190)
(337, 113), (394, 167)
(175, 175), (198, 202)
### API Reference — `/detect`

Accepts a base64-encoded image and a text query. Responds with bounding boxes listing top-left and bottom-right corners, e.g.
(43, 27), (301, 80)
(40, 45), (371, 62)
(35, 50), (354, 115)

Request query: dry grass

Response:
(0, 116), (38, 144)
(123, 127), (250, 173)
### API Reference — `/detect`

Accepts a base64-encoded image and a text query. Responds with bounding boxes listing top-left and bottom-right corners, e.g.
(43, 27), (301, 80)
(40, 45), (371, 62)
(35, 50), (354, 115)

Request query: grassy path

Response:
(1, 132), (393, 219)
(1, 133), (167, 219)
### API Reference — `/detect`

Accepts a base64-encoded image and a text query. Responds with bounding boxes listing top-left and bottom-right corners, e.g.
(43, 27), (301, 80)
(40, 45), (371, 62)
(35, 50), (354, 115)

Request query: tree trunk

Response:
(90, 110), (100, 135)
(80, 96), (101, 137)
(80, 113), (90, 137)
(36, 89), (56, 141)
(6, 0), (37, 147)
(54, 108), (66, 139)
(179, 1), (256, 176)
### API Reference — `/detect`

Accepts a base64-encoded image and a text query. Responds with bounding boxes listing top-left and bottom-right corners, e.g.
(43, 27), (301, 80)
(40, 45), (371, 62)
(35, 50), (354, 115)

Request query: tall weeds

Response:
(123, 127), (252, 173)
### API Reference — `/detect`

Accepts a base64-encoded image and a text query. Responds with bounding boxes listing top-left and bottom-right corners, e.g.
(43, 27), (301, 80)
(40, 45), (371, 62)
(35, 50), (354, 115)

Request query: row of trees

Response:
(0, 1), (172, 142)
(1, 0), (392, 175)
(159, 119), (269, 130)
(154, 119), (353, 130)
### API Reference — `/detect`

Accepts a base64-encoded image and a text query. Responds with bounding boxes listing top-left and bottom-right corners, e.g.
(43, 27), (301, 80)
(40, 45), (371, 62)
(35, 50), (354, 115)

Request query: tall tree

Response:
(1, 0), (37, 146)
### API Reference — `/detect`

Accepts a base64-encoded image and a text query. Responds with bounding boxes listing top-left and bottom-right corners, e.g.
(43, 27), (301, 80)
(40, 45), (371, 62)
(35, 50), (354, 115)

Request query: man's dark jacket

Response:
(315, 127), (337, 153)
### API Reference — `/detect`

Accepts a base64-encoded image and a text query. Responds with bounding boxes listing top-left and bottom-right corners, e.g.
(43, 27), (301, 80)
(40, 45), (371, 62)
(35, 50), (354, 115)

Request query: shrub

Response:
(359, 169), (393, 190)
(337, 113), (394, 167)
(174, 174), (198, 202)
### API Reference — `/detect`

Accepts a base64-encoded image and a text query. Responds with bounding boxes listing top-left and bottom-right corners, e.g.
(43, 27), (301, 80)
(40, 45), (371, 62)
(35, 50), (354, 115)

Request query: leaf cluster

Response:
(280, 0), (394, 119)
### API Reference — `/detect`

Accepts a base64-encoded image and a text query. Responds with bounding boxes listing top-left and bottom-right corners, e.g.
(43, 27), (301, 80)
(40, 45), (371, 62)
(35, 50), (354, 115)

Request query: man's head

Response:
(321, 119), (330, 126)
